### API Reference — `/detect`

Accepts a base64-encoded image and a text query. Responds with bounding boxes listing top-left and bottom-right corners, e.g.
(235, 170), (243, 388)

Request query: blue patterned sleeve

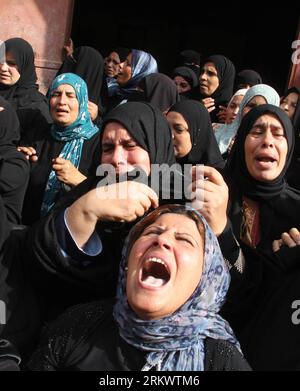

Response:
(54, 209), (102, 266)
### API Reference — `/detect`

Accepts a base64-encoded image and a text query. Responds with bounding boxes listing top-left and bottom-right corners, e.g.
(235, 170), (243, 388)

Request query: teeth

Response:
(142, 257), (171, 286)
(145, 257), (167, 267)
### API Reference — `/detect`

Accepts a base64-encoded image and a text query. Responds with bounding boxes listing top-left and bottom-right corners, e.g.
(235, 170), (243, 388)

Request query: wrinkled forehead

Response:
(102, 121), (134, 141)
(107, 51), (121, 62)
(52, 83), (76, 94)
(140, 210), (205, 241)
(150, 212), (200, 228)
(251, 113), (283, 128)
(202, 62), (218, 74)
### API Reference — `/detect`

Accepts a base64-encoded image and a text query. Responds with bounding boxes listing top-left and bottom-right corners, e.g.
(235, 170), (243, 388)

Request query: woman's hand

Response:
(88, 101), (99, 121)
(272, 228), (300, 252)
(17, 146), (38, 162)
(190, 165), (228, 236)
(52, 157), (86, 187)
(201, 98), (215, 113)
(94, 181), (159, 222)
(63, 38), (74, 57)
(216, 105), (227, 123)
(65, 182), (159, 247)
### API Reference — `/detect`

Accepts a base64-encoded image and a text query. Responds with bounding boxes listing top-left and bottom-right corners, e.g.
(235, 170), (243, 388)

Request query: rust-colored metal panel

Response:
(0, 0), (74, 93)
(288, 17), (300, 89)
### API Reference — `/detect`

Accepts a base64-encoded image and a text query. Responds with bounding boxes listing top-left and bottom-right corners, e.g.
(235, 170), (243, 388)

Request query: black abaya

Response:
(28, 300), (251, 371)
(0, 97), (29, 225)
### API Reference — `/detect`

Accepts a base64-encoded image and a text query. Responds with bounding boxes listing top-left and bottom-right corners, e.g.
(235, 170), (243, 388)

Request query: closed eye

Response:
(102, 144), (114, 153)
(175, 234), (195, 246)
(249, 129), (263, 136)
(142, 227), (162, 236)
(66, 93), (76, 98)
(174, 125), (188, 134)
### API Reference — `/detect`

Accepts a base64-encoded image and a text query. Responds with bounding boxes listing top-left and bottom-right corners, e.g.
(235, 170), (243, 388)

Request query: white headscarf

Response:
(227, 88), (248, 109)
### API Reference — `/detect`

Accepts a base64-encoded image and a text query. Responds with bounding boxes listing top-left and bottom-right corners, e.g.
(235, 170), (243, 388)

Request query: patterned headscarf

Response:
(215, 84), (280, 155)
(113, 204), (241, 371)
(41, 73), (99, 215)
(116, 49), (158, 99)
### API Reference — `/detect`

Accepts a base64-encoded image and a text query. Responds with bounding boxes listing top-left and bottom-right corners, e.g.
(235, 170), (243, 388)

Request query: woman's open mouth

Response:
(140, 257), (171, 288)
(56, 108), (69, 114)
(255, 155), (277, 168)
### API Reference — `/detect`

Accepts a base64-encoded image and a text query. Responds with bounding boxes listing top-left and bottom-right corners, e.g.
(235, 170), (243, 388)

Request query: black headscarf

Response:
(200, 55), (236, 122)
(177, 49), (201, 76)
(172, 66), (199, 98)
(55, 46), (105, 109)
(235, 69), (263, 89)
(167, 100), (224, 170)
(110, 47), (131, 63)
(225, 104), (300, 251)
(129, 73), (179, 112)
(178, 49), (201, 67)
(0, 38), (47, 109)
(102, 101), (176, 166)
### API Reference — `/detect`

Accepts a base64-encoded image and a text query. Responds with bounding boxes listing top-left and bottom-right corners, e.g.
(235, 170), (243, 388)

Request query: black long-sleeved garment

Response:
(28, 300), (251, 371)
(0, 97), (29, 225)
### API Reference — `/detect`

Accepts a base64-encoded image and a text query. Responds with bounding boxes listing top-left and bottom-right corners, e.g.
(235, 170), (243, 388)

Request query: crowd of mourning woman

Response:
(0, 35), (300, 371)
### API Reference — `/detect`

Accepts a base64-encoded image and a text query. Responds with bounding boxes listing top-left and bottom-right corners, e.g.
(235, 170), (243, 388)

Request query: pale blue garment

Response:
(113, 205), (241, 371)
(214, 88), (247, 154)
(215, 84), (280, 155)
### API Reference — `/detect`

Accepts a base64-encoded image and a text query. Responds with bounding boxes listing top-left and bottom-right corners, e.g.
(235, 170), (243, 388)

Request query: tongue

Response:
(144, 275), (165, 287)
